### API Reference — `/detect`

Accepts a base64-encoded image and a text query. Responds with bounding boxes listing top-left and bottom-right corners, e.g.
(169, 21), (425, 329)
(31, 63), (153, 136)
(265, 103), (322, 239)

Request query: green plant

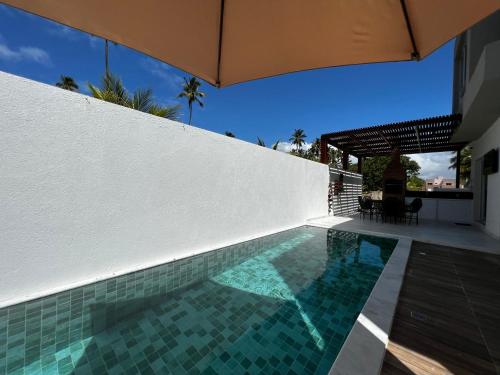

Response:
(88, 73), (180, 120)
(55, 75), (79, 92)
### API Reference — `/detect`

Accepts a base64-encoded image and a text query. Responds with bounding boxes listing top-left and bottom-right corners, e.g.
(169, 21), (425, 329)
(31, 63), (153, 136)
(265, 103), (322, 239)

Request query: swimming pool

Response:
(0, 226), (397, 374)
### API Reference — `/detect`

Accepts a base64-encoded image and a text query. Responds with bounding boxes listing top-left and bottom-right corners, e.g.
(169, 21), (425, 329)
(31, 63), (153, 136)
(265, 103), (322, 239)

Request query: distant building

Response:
(425, 177), (456, 191)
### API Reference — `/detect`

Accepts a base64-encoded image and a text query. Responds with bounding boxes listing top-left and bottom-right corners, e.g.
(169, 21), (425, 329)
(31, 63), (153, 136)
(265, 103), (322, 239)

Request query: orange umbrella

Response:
(3, 0), (500, 87)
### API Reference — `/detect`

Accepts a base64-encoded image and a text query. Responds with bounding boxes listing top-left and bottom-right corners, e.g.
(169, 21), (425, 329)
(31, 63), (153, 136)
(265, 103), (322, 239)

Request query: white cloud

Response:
(0, 40), (51, 65)
(409, 152), (455, 179)
(141, 58), (183, 89)
(0, 44), (18, 60)
(276, 141), (312, 153)
(46, 24), (80, 41)
(18, 47), (51, 65)
(46, 23), (101, 49)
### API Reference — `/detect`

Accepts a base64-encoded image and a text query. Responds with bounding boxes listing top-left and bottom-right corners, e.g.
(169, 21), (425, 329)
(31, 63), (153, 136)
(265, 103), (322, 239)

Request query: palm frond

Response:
(148, 104), (181, 120)
(130, 89), (154, 112)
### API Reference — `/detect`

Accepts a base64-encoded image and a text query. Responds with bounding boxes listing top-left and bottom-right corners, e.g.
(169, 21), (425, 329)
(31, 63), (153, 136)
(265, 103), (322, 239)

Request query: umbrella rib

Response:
(400, 0), (420, 60)
(216, 0), (225, 87)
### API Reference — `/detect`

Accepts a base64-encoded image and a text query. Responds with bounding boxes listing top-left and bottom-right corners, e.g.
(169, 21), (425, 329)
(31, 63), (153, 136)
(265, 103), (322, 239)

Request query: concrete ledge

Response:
(327, 235), (412, 375)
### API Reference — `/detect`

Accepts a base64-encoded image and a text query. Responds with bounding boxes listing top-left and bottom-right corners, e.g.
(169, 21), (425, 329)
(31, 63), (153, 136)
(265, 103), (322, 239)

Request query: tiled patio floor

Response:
(307, 216), (500, 255)
(381, 241), (500, 375)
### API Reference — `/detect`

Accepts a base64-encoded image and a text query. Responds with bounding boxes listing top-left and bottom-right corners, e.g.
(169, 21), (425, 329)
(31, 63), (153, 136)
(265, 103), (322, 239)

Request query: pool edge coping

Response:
(307, 222), (411, 375)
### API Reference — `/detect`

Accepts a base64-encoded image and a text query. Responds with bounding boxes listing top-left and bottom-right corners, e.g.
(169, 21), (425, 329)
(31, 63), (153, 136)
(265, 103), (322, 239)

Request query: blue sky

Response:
(0, 3), (456, 178)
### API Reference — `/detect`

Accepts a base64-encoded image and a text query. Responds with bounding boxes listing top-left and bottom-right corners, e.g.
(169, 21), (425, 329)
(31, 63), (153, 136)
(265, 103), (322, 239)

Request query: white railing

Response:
(329, 167), (363, 216)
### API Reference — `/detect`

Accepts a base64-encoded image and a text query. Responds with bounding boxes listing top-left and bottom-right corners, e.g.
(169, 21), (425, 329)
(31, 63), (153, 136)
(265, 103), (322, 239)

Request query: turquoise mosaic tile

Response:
(0, 226), (397, 374)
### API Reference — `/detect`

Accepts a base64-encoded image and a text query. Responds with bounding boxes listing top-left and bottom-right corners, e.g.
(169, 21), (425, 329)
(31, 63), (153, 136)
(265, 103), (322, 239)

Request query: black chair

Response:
(382, 197), (405, 223)
(406, 198), (423, 225)
(357, 196), (373, 220)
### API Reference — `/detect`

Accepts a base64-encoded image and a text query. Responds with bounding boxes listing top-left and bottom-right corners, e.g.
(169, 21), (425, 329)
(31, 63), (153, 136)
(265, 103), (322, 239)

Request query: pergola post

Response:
(357, 157), (363, 174)
(320, 137), (329, 164)
(342, 151), (349, 171)
(456, 148), (462, 189)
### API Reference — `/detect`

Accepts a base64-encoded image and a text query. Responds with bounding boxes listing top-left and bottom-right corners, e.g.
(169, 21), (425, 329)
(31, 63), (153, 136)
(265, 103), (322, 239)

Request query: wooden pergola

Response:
(320, 114), (467, 188)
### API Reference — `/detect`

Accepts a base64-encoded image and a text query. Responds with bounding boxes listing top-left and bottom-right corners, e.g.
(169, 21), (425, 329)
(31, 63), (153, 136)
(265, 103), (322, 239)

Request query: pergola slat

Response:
(321, 114), (465, 158)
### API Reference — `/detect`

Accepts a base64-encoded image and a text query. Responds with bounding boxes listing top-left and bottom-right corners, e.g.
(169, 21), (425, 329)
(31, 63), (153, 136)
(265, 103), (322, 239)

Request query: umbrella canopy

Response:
(3, 0), (500, 87)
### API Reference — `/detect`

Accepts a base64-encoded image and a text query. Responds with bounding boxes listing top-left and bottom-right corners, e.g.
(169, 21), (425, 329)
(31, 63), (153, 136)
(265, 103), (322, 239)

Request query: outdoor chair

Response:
(357, 196), (373, 220)
(406, 198), (423, 225)
(382, 197), (405, 223)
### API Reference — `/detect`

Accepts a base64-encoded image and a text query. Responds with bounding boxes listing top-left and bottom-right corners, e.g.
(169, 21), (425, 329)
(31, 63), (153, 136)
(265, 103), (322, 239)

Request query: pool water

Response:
(1, 226), (397, 375)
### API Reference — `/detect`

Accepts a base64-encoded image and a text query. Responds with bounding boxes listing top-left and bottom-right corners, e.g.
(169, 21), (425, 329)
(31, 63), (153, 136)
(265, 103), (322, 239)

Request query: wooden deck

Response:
(381, 241), (500, 375)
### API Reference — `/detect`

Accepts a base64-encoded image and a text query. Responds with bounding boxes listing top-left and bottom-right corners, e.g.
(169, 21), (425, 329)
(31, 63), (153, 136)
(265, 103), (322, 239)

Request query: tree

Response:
(328, 147), (342, 168)
(225, 131), (235, 138)
(88, 73), (180, 120)
(306, 138), (321, 161)
(88, 73), (128, 106)
(402, 156), (421, 178)
(407, 175), (425, 191)
(449, 147), (472, 186)
(289, 129), (306, 152)
(148, 104), (182, 120)
(361, 155), (421, 192)
(178, 77), (205, 125)
(55, 75), (79, 92)
(257, 137), (266, 147)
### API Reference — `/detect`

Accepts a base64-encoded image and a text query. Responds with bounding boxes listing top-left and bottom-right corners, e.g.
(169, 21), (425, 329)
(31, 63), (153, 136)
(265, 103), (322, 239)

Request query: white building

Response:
(425, 177), (456, 191)
(452, 10), (500, 239)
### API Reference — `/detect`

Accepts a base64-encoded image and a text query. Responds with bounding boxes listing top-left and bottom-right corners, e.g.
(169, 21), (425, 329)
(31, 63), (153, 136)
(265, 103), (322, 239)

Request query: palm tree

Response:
(290, 129), (307, 151)
(88, 73), (128, 106)
(55, 75), (79, 92)
(328, 147), (342, 168)
(307, 138), (321, 161)
(449, 147), (472, 186)
(257, 137), (266, 147)
(148, 104), (181, 120)
(104, 39), (118, 76)
(225, 131), (235, 138)
(88, 73), (180, 120)
(272, 140), (280, 150)
(178, 77), (205, 125)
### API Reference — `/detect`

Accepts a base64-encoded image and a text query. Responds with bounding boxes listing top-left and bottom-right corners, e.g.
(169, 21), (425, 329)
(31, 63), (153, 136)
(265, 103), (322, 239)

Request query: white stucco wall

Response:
(0, 71), (329, 307)
(470, 116), (500, 238)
